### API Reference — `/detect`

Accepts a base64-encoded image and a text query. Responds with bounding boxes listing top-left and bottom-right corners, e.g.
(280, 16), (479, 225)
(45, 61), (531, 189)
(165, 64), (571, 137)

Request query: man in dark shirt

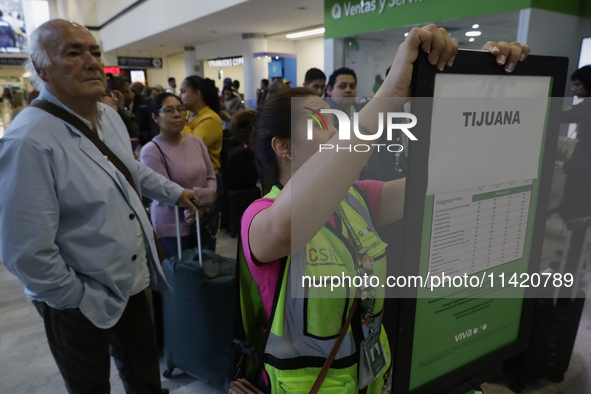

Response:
(108, 77), (157, 145)
(257, 79), (268, 106)
(303, 68), (326, 97)
(557, 65), (591, 221)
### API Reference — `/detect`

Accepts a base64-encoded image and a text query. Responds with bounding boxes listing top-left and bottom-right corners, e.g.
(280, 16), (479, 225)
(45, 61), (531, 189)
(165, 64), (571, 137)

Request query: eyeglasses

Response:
(159, 106), (187, 115)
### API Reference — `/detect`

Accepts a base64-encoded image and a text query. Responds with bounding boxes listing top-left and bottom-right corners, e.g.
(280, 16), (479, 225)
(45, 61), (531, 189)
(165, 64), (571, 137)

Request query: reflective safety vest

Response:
(238, 185), (391, 393)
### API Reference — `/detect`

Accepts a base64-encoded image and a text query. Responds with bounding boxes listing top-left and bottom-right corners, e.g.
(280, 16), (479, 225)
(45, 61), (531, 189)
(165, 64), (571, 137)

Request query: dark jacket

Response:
(257, 90), (267, 106)
(118, 109), (140, 139)
(558, 99), (591, 221)
(130, 93), (157, 145)
(0, 19), (16, 48)
(562, 99), (591, 177)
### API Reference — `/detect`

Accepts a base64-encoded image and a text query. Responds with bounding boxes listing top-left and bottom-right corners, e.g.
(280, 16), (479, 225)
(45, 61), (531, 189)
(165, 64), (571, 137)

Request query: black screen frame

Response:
(391, 49), (569, 394)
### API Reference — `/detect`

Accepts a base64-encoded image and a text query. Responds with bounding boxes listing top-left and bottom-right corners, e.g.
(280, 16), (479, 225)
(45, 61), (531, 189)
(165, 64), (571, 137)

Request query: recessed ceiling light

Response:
(472, 24), (479, 29)
(469, 38), (475, 42)
(275, 56), (279, 59)
(465, 31), (481, 37)
(286, 27), (325, 39)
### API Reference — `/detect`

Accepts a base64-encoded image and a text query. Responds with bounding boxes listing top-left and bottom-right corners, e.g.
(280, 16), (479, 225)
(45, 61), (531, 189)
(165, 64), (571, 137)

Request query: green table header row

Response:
(472, 184), (533, 202)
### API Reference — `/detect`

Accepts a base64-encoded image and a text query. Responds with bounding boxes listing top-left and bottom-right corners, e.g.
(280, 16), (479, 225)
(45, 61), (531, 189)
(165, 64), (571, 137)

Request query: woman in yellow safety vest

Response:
(234, 25), (530, 393)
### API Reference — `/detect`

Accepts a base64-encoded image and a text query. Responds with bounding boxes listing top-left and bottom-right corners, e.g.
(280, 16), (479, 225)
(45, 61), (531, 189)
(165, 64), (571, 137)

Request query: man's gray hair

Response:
(24, 27), (50, 90)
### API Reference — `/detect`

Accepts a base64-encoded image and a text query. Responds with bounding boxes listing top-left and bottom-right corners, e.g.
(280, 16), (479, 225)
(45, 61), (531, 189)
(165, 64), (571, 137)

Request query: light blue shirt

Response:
(0, 88), (182, 328)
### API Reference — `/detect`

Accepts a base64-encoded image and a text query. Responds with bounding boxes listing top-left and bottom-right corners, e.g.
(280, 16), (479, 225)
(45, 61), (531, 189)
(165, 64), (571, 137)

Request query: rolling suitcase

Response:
(162, 199), (237, 390)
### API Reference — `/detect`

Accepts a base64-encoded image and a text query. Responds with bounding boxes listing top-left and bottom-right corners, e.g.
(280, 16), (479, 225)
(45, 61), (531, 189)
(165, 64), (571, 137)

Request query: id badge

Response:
(358, 343), (374, 389)
(361, 332), (388, 381)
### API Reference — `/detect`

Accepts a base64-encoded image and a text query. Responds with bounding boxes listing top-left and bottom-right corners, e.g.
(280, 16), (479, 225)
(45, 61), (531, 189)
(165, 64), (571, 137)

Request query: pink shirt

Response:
(141, 134), (216, 238)
(240, 181), (385, 320)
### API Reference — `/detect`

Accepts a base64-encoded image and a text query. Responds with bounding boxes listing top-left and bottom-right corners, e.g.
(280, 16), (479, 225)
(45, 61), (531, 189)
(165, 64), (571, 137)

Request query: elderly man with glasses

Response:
(0, 19), (199, 393)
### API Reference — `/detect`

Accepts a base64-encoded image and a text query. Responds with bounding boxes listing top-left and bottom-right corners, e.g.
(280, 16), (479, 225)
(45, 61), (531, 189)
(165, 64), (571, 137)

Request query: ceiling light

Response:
(465, 31), (481, 37)
(275, 56), (279, 59)
(469, 38), (475, 42)
(404, 32), (409, 37)
(472, 24), (479, 29)
(286, 27), (325, 39)
(22, 71), (31, 78)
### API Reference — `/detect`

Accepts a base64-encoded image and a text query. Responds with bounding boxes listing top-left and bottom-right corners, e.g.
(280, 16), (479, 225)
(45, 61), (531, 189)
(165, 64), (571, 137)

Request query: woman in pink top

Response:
(141, 93), (216, 257)
(235, 26), (530, 393)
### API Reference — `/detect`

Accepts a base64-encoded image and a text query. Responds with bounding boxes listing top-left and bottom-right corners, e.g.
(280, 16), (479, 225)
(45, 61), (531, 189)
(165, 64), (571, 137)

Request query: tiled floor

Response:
(0, 229), (236, 394)
(1, 228), (590, 394)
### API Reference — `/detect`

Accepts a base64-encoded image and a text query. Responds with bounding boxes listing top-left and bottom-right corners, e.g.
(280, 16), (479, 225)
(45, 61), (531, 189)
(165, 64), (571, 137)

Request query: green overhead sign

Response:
(324, 0), (591, 39)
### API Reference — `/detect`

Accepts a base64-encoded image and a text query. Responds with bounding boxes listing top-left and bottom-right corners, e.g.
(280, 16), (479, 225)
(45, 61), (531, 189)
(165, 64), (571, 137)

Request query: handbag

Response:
(227, 378), (265, 394)
(29, 100), (167, 262)
(152, 141), (221, 246)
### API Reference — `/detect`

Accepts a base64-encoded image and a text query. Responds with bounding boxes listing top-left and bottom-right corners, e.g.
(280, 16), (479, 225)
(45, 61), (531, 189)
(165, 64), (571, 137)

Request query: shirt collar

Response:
(37, 87), (105, 130)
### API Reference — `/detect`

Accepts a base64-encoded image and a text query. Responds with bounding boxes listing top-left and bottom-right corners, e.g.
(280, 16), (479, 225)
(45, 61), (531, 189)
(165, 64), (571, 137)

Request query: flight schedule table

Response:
(427, 180), (533, 277)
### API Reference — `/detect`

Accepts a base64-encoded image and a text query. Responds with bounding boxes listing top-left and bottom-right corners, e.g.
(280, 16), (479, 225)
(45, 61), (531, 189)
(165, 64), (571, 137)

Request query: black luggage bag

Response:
(503, 217), (590, 392)
(162, 201), (236, 390)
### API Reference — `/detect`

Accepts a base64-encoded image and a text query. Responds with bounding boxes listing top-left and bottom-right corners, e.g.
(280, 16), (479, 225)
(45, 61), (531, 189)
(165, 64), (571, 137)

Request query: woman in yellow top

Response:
(180, 75), (223, 174)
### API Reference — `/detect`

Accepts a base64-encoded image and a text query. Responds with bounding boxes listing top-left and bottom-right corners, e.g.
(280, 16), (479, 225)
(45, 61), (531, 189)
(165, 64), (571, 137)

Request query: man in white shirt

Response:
(165, 77), (176, 94)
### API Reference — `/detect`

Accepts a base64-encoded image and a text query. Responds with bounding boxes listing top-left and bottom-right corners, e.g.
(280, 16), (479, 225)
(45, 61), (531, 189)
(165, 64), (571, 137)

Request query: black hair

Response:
(149, 92), (182, 116)
(106, 76), (128, 92)
(571, 65), (591, 93)
(0, 11), (4, 17)
(261, 79), (269, 86)
(232, 80), (240, 89)
(232, 88), (314, 184)
(168, 77), (176, 83)
(222, 85), (234, 96)
(305, 68), (326, 84)
(183, 75), (221, 115)
(326, 67), (357, 89)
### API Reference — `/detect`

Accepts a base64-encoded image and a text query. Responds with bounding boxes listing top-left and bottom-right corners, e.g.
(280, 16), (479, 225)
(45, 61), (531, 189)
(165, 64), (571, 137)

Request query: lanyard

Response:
(335, 204), (377, 332)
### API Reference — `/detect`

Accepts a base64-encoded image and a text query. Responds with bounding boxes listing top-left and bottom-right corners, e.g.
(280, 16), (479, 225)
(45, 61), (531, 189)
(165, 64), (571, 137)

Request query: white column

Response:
(67, 0), (84, 24)
(47, 0), (60, 19)
(324, 38), (345, 79)
(517, 7), (591, 95)
(47, 0), (84, 23)
(184, 47), (203, 78)
(242, 34), (267, 109)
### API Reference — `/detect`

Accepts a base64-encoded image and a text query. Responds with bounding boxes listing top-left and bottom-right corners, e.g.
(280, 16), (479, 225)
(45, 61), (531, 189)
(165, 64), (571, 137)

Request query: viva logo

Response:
(455, 324), (486, 342)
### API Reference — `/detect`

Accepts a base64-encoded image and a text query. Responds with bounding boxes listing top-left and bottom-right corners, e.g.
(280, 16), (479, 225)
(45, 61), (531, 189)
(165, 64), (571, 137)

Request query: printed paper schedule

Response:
(427, 180), (533, 277)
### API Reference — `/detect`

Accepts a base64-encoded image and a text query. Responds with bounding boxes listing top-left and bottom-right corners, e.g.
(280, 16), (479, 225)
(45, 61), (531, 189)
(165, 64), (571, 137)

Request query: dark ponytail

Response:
(232, 87), (313, 185)
(184, 75), (220, 115)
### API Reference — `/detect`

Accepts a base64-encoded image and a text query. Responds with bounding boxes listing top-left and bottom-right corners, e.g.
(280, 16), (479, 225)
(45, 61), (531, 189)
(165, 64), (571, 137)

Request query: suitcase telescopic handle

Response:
(174, 198), (203, 268)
